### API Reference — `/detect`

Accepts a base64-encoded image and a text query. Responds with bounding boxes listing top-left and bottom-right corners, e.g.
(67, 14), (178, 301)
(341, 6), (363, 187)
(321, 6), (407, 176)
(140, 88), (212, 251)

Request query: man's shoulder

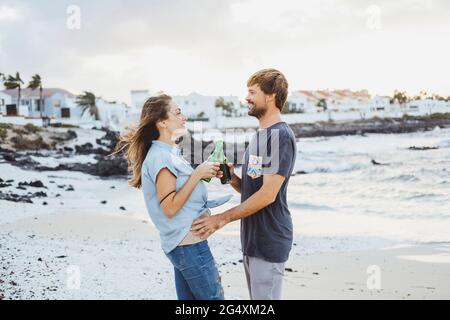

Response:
(270, 122), (295, 141)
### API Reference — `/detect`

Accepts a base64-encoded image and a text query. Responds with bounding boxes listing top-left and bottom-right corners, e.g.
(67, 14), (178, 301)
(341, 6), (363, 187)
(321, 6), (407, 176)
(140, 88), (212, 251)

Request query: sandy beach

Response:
(1, 205), (449, 300)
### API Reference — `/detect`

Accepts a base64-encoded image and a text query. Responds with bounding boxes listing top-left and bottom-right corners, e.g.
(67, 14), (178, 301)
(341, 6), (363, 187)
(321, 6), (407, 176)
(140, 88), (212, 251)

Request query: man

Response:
(191, 69), (297, 300)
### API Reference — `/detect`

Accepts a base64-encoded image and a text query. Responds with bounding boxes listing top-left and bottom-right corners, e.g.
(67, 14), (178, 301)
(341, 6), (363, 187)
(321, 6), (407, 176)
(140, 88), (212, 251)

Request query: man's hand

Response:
(191, 214), (228, 239)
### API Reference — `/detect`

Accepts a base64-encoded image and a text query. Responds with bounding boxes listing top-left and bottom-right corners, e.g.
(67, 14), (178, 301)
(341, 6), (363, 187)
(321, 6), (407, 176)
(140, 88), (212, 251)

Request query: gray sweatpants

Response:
(243, 255), (285, 300)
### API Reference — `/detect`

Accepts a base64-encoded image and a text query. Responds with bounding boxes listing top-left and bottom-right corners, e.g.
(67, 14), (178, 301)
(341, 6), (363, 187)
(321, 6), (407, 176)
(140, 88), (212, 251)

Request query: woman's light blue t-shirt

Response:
(141, 140), (231, 254)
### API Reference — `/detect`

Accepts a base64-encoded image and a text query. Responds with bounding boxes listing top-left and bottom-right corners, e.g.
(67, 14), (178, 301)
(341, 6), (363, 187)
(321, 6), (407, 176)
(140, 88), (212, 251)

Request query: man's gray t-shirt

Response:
(241, 121), (297, 263)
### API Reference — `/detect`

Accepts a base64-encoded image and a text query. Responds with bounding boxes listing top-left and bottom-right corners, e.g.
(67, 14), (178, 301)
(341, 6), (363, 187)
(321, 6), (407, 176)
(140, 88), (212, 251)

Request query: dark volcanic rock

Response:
(94, 156), (128, 176)
(408, 146), (439, 151)
(18, 180), (46, 188)
(75, 142), (109, 155)
(371, 159), (389, 166)
(0, 191), (33, 203)
(32, 191), (47, 197)
(2, 154), (16, 162)
(75, 143), (93, 154)
(96, 130), (120, 152)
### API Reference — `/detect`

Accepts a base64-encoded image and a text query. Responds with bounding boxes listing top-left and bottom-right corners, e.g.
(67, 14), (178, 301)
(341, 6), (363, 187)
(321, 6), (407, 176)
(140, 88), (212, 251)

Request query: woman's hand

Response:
(193, 161), (220, 180)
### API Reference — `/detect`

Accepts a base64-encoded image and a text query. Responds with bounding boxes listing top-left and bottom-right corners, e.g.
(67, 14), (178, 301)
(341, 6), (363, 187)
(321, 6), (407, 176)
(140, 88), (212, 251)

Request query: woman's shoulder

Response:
(144, 144), (174, 166)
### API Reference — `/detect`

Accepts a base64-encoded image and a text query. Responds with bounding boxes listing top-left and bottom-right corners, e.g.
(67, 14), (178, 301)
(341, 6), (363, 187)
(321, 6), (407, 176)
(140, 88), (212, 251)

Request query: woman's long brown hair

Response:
(114, 94), (172, 189)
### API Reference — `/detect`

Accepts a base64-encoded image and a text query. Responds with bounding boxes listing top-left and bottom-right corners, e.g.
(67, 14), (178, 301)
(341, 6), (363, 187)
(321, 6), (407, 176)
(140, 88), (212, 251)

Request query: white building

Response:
(370, 96), (392, 112)
(291, 89), (372, 113)
(96, 99), (132, 131)
(286, 92), (316, 113)
(406, 99), (449, 115)
(1, 88), (78, 119)
(130, 90), (241, 127)
(130, 90), (151, 111)
(0, 91), (12, 115)
(0, 88), (133, 129)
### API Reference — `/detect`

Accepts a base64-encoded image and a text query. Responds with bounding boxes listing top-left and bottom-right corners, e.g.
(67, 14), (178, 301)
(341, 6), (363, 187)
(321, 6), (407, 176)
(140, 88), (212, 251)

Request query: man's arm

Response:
(191, 174), (285, 238)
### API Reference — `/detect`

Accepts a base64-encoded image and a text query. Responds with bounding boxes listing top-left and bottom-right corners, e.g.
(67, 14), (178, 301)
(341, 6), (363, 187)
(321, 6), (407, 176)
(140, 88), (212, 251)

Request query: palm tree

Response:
(28, 74), (44, 119)
(76, 91), (99, 120)
(215, 97), (234, 116)
(317, 98), (327, 111)
(3, 72), (24, 111)
(392, 90), (408, 105)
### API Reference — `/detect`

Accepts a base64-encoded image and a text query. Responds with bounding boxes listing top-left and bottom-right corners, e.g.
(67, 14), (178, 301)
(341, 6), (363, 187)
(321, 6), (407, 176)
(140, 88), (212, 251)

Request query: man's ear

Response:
(266, 93), (276, 105)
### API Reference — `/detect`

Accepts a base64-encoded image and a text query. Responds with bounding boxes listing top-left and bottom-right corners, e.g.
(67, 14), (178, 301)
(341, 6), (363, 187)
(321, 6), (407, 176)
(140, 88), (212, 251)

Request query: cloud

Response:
(0, 0), (449, 103)
(0, 5), (19, 21)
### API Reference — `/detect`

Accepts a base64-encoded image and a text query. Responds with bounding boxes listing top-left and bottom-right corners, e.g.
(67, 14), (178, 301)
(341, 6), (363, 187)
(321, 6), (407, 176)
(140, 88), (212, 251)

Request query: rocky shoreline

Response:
(270, 114), (450, 138)
(1, 114), (448, 186)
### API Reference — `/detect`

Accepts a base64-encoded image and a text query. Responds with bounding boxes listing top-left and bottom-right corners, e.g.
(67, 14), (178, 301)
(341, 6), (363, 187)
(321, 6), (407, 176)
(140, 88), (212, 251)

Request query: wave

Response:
(289, 203), (335, 211)
(382, 174), (420, 182)
(296, 160), (369, 174)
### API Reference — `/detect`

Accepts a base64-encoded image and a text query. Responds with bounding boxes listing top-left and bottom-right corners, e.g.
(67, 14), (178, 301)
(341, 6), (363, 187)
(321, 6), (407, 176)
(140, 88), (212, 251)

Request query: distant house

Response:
(370, 96), (391, 112)
(292, 89), (372, 113)
(406, 99), (449, 114)
(1, 88), (77, 120)
(130, 90), (151, 111)
(130, 90), (241, 125)
(287, 92), (316, 113)
(96, 99), (132, 130)
(0, 91), (13, 115)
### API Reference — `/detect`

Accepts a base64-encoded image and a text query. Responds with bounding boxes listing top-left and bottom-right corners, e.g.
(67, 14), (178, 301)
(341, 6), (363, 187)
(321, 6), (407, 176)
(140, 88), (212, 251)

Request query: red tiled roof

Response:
(1, 88), (76, 98)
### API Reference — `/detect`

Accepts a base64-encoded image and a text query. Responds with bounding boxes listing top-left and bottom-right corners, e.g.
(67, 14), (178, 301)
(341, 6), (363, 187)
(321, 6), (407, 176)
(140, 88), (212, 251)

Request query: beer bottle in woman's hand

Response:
(203, 139), (231, 184)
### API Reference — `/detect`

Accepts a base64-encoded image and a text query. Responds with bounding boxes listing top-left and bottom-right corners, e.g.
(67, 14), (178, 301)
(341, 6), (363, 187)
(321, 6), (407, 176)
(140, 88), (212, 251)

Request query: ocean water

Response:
(208, 127), (450, 244)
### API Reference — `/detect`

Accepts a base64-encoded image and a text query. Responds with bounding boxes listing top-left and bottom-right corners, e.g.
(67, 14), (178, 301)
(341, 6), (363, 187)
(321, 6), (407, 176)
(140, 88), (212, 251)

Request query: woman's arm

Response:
(156, 162), (220, 219)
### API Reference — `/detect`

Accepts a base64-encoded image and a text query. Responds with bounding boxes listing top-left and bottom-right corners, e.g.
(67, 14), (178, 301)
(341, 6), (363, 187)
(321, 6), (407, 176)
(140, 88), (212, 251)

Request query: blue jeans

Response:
(165, 240), (224, 300)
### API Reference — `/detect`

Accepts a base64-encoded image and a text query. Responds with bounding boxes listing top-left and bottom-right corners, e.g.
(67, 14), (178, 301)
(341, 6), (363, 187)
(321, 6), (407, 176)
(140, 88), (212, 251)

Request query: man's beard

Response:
(248, 102), (268, 119)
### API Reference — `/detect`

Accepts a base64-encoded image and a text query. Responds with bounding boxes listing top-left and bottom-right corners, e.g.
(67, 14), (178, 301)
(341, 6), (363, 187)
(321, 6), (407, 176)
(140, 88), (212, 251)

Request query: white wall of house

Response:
(370, 96), (391, 112)
(406, 99), (449, 114)
(173, 93), (216, 127)
(130, 90), (151, 110)
(172, 93), (240, 127)
(96, 99), (130, 131)
(287, 94), (316, 113)
(0, 92), (12, 115)
(0, 115), (43, 126)
(0, 91), (29, 117)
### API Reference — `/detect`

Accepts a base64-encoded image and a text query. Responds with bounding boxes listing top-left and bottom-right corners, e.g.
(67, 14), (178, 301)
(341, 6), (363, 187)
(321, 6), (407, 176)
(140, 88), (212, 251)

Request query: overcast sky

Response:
(1, 0), (449, 104)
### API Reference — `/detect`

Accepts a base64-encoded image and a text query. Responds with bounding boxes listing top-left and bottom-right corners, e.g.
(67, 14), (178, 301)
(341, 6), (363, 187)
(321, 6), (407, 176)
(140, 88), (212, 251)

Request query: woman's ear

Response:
(156, 120), (166, 129)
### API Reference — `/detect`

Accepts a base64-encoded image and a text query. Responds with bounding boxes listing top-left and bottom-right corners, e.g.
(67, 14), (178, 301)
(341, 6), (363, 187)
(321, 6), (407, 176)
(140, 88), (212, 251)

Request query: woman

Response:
(116, 94), (228, 300)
